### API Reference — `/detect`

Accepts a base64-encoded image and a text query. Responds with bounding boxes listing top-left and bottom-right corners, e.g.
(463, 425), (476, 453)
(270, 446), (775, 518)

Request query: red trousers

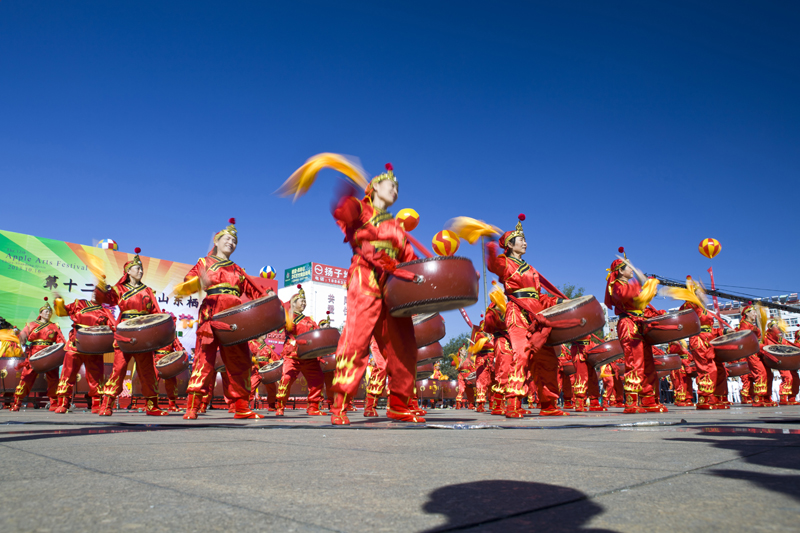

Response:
(557, 366), (574, 401)
(57, 350), (104, 399)
(104, 347), (158, 399)
(507, 317), (559, 403)
(779, 370), (799, 397)
(323, 371), (334, 403)
(572, 359), (600, 401)
(249, 372), (261, 402)
(474, 355), (493, 403)
(740, 373), (752, 401)
(618, 317), (657, 397)
(366, 344), (388, 396)
(690, 337), (716, 400)
(331, 277), (417, 403)
(746, 354), (769, 399)
(492, 336), (513, 395)
(456, 373), (475, 404)
(14, 362), (58, 401)
(670, 369), (689, 402)
(277, 357), (323, 403)
(601, 373), (615, 404)
(713, 361), (728, 398)
(187, 340), (252, 401)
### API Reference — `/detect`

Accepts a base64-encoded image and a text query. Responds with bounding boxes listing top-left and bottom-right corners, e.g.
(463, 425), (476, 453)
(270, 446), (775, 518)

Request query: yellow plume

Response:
(489, 280), (507, 315)
(755, 303), (769, 338)
(173, 277), (201, 297)
(276, 153), (369, 202)
(632, 278), (659, 309)
(83, 251), (106, 281)
(447, 217), (501, 245)
(660, 277), (707, 311)
(469, 337), (488, 354)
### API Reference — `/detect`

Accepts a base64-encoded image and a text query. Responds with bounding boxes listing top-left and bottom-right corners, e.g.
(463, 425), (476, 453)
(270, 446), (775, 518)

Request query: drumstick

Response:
(616, 254), (646, 285)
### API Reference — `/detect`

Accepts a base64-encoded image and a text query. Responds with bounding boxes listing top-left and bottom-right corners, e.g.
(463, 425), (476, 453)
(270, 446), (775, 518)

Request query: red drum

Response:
(413, 313), (446, 348)
(561, 362), (576, 376)
(657, 370), (670, 379)
(258, 360), (284, 384)
(29, 343), (66, 373)
(653, 353), (681, 372)
(297, 327), (341, 360)
(0, 357), (23, 393)
(613, 360), (625, 374)
(416, 362), (435, 381)
(211, 295), (285, 346)
(586, 339), (623, 369)
(385, 256), (479, 317)
(76, 325), (114, 354)
(762, 345), (800, 371)
(725, 360), (749, 377)
(643, 310), (701, 345)
(116, 314), (175, 354)
(710, 331), (759, 363)
(155, 351), (190, 379)
(319, 354), (336, 373)
(687, 361), (698, 378)
(539, 296), (606, 346)
(417, 342), (443, 364)
(464, 371), (477, 386)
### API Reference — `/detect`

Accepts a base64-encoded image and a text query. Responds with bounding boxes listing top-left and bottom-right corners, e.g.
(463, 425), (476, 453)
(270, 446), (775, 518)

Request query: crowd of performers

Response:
(2, 156), (798, 422)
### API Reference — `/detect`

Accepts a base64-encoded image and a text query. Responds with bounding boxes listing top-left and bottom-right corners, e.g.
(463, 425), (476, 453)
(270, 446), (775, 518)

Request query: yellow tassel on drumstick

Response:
(660, 275), (707, 310)
(276, 153), (369, 202)
(489, 280), (507, 315)
(447, 217), (501, 245)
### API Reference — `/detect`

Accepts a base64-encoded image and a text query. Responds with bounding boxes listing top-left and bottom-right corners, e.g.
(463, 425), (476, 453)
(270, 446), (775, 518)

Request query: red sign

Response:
(312, 262), (348, 285)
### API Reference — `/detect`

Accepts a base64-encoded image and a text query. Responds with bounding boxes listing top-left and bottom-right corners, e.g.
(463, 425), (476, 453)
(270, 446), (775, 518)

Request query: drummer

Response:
(737, 304), (773, 407)
(469, 317), (495, 413)
(317, 312), (336, 413)
(275, 285), (326, 416)
(248, 335), (278, 411)
(154, 329), (186, 413)
(677, 297), (726, 410)
(668, 340), (694, 407)
(605, 250), (668, 413)
(364, 339), (387, 417)
(455, 345), (476, 410)
(52, 293), (116, 414)
(556, 345), (575, 410)
(0, 317), (22, 359)
(571, 335), (606, 412)
(10, 298), (65, 412)
(174, 219), (265, 420)
(95, 248), (168, 417)
(764, 319), (799, 405)
(483, 293), (512, 416)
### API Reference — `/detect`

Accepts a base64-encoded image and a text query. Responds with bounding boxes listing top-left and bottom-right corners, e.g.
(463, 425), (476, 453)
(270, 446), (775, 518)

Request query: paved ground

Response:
(1, 404), (799, 532)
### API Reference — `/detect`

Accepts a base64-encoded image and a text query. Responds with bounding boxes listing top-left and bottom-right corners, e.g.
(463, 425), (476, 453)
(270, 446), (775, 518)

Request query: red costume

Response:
(556, 345), (574, 409)
(600, 364), (616, 406)
(277, 286), (325, 416)
(154, 336), (186, 412)
(470, 321), (495, 412)
(605, 252), (667, 413)
(12, 299), (65, 411)
(764, 323), (799, 405)
(486, 220), (565, 417)
(668, 341), (694, 406)
(738, 306), (772, 406)
(248, 338), (278, 410)
(53, 297), (116, 413)
(455, 350), (476, 409)
(483, 300), (512, 415)
(96, 250), (167, 416)
(328, 165), (423, 425)
(178, 221), (266, 419)
(364, 338), (388, 417)
(572, 336), (606, 411)
(680, 302), (725, 410)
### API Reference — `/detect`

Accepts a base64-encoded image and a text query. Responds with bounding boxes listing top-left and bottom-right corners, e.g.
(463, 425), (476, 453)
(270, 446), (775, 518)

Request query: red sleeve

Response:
(148, 288), (162, 314)
(20, 323), (34, 342)
(54, 326), (66, 345)
(333, 195), (363, 232)
(539, 292), (559, 309)
(172, 337), (185, 352)
(398, 238), (417, 263)
(95, 284), (121, 307)
(612, 279), (642, 301)
(486, 241), (506, 277)
(241, 269), (266, 300)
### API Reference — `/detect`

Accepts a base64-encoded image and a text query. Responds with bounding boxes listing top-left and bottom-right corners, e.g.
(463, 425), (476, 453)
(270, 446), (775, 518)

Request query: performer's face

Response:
(745, 309), (756, 321)
(40, 308), (52, 321)
(216, 234), (237, 256)
(509, 236), (527, 256)
(292, 297), (306, 313)
(618, 264), (634, 281)
(127, 264), (143, 282)
(373, 179), (398, 207)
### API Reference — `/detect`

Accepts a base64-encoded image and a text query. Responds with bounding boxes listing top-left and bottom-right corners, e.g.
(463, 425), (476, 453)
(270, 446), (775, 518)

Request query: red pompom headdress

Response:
(499, 214), (525, 249)
(214, 218), (238, 244)
(365, 163), (398, 199)
(38, 296), (52, 316)
(290, 283), (306, 304)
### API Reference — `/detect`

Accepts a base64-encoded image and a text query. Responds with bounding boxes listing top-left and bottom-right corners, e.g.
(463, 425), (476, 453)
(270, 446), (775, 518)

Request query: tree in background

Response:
(559, 284), (585, 299)
(439, 332), (469, 380)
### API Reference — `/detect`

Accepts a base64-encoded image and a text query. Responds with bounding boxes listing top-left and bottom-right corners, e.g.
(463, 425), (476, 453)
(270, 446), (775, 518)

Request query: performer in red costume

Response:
(276, 285), (326, 416)
(600, 364), (616, 407)
(95, 248), (168, 417)
(738, 304), (773, 407)
(572, 336), (607, 412)
(556, 345), (575, 410)
(605, 248), (667, 413)
(364, 338), (388, 417)
(679, 300), (726, 410)
(454, 346), (476, 409)
(668, 340), (694, 407)
(248, 335), (279, 410)
(154, 333), (186, 412)
(316, 313), (335, 412)
(470, 318), (495, 412)
(763, 319), (799, 405)
(53, 294), (116, 414)
(483, 293), (512, 415)
(11, 298), (65, 411)
(175, 219), (265, 420)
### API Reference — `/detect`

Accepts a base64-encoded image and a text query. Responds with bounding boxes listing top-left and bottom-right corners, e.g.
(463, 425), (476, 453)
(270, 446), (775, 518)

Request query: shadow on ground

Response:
(420, 479), (617, 532)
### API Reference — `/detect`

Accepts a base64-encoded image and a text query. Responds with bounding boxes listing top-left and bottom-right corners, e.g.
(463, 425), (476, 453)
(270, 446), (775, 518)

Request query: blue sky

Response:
(2, 1), (798, 340)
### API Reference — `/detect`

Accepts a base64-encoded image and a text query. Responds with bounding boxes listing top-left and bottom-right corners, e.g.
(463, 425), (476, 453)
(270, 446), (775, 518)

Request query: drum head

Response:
(213, 295), (279, 318)
(118, 314), (170, 330)
(763, 345), (800, 357)
(259, 360), (283, 374)
(156, 351), (184, 367)
(711, 331), (751, 345)
(539, 295), (595, 317)
(412, 313), (438, 325)
(81, 325), (112, 335)
(30, 343), (64, 360)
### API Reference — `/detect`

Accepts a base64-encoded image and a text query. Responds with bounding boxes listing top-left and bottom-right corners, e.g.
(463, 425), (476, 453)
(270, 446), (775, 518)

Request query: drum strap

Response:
(120, 310), (148, 319)
(701, 326), (713, 333)
(28, 340), (53, 346)
(206, 285), (241, 297)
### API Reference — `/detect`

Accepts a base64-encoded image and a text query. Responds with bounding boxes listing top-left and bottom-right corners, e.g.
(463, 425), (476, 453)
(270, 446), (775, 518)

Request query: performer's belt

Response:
(619, 310), (644, 319)
(120, 310), (147, 319)
(206, 285), (241, 297)
(28, 340), (53, 346)
(155, 349), (171, 356)
(476, 350), (494, 357)
(701, 325), (712, 333)
(511, 288), (539, 299)
(573, 340), (590, 345)
(368, 240), (398, 259)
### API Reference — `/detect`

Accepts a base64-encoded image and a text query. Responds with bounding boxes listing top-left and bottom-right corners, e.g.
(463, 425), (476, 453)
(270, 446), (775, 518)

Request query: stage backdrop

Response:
(0, 229), (200, 352)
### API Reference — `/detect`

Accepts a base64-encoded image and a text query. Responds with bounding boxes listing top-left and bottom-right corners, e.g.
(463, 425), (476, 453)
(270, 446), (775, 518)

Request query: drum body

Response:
(643, 310), (700, 345)
(385, 256), (479, 317)
(710, 331), (759, 363)
(0, 357), (24, 393)
(654, 353), (682, 372)
(76, 326), (114, 354)
(586, 339), (623, 369)
(656, 370), (671, 379)
(416, 362), (435, 381)
(762, 345), (800, 371)
(725, 360), (749, 377)
(417, 342), (443, 364)
(258, 360), (285, 384)
(539, 296), (606, 346)
(297, 328), (341, 360)
(211, 295), (285, 346)
(413, 313), (446, 348)
(561, 362), (576, 376)
(155, 351), (190, 379)
(319, 354), (336, 373)
(464, 371), (477, 386)
(116, 314), (175, 354)
(29, 343), (66, 373)
(686, 361), (698, 378)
